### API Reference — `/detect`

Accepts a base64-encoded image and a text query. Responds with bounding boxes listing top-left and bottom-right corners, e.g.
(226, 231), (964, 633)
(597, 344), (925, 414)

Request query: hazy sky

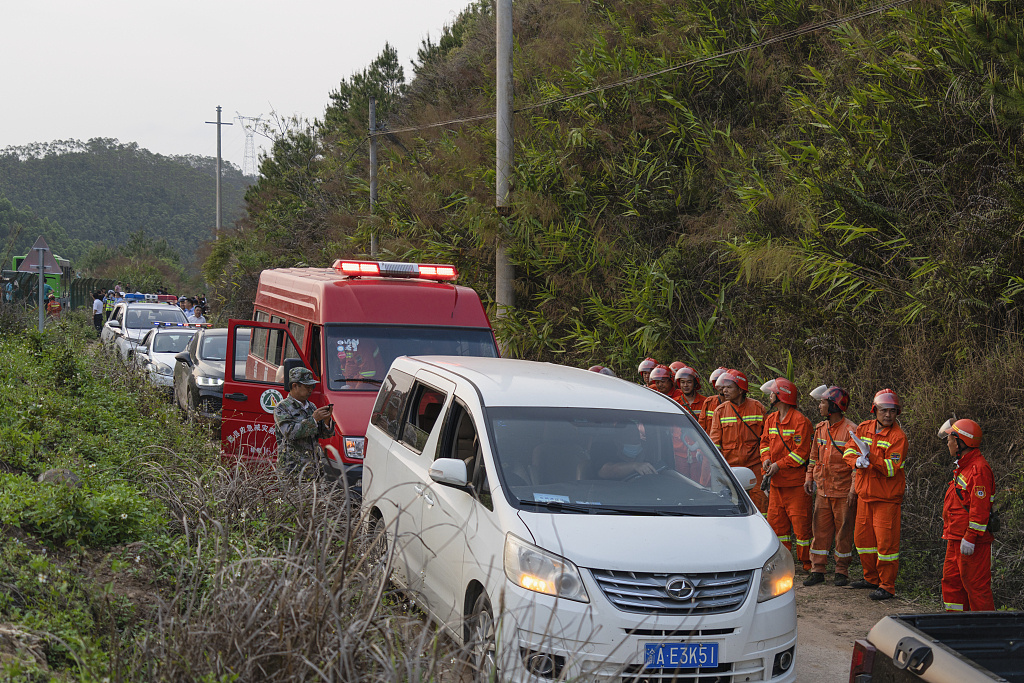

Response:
(2, 0), (475, 171)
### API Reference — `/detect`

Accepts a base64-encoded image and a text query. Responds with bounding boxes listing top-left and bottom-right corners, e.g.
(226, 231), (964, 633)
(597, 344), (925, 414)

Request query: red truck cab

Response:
(220, 260), (499, 489)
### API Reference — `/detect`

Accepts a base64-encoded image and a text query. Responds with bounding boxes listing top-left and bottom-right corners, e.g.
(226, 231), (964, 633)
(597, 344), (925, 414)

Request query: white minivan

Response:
(362, 357), (796, 683)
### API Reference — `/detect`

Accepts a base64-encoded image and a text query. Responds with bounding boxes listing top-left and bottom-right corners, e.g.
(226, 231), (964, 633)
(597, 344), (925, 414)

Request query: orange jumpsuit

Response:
(710, 398), (766, 512)
(806, 417), (858, 576)
(699, 394), (721, 434)
(679, 392), (706, 423)
(941, 448), (995, 611)
(760, 408), (814, 569)
(843, 420), (908, 595)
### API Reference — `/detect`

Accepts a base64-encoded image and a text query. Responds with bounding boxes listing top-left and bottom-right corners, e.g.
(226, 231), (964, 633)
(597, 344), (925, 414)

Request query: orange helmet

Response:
(668, 361), (686, 374)
(588, 365), (615, 377)
(944, 418), (982, 448)
(823, 386), (850, 413)
(871, 389), (901, 415)
(717, 369), (749, 392)
(674, 365), (701, 391)
(638, 358), (658, 376)
(649, 365), (672, 382)
(760, 378), (798, 406)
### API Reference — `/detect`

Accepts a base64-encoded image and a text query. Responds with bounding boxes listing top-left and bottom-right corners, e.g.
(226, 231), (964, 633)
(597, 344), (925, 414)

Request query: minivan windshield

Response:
(325, 324), (498, 391)
(488, 407), (750, 516)
(125, 307), (187, 329)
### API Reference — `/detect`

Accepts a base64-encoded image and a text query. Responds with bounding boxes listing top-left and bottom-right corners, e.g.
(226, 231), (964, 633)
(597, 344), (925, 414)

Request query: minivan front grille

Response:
(590, 569), (753, 616)
(622, 662), (732, 683)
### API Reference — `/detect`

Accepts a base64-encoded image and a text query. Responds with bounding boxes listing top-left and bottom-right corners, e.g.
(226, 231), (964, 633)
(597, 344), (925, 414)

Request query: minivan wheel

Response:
(366, 514), (389, 574)
(466, 592), (497, 683)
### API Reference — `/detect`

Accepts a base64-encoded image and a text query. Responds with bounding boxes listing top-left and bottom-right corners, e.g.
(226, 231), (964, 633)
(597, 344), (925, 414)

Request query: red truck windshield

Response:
(325, 324), (497, 391)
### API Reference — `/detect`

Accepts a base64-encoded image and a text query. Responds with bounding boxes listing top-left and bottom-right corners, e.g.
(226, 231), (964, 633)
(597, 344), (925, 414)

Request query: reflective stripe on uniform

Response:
(743, 415), (763, 423)
(969, 521), (988, 532)
(885, 460), (895, 477)
(809, 548), (829, 556)
(835, 551), (853, 558)
(777, 534), (793, 543)
(877, 551), (900, 561)
(720, 416), (738, 424)
(944, 602), (963, 611)
(856, 546), (878, 555)
(788, 451), (807, 466)
(795, 538), (810, 547)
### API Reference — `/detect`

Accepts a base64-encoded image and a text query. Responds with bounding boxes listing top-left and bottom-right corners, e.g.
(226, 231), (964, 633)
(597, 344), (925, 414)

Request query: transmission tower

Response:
(235, 113), (263, 177)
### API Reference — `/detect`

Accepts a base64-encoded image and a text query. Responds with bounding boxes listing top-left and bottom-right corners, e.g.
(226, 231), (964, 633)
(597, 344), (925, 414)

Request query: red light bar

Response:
(332, 260), (457, 282)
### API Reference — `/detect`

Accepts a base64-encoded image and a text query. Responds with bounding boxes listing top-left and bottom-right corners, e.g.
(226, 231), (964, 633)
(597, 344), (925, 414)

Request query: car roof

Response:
(400, 356), (682, 412)
(121, 302), (182, 310)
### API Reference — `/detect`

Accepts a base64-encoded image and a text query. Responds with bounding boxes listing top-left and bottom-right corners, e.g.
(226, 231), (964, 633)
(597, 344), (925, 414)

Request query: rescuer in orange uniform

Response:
(699, 367), (729, 434)
(638, 358), (658, 386)
(759, 378), (814, 571)
(938, 419), (996, 612)
(674, 366), (706, 422)
(649, 365), (683, 401)
(843, 389), (909, 600)
(709, 370), (767, 512)
(803, 385), (858, 587)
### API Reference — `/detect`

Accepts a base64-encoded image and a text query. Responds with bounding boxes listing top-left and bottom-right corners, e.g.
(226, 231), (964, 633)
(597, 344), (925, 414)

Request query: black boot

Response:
(803, 572), (825, 586)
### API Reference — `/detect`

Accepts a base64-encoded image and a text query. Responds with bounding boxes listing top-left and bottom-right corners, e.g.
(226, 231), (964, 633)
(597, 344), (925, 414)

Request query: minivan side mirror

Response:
(731, 467), (757, 491)
(174, 350), (192, 366)
(429, 458), (469, 488)
(108, 320), (121, 329)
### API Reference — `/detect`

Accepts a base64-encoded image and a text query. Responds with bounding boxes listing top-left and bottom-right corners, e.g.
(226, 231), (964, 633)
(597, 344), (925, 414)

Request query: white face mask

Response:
(622, 443), (642, 459)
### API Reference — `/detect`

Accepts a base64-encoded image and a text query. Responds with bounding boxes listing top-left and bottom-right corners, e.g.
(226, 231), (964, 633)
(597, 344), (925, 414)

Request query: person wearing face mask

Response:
(597, 422), (657, 479)
(843, 389), (909, 601)
(938, 419), (995, 611)
(709, 370), (767, 512)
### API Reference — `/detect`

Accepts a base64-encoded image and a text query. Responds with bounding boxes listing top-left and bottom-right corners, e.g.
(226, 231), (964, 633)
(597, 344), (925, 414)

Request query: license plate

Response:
(643, 643), (719, 669)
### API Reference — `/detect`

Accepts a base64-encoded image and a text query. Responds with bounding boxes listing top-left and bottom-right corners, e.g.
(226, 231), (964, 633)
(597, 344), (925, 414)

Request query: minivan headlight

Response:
(197, 376), (224, 386)
(757, 542), (795, 602)
(504, 534), (589, 603)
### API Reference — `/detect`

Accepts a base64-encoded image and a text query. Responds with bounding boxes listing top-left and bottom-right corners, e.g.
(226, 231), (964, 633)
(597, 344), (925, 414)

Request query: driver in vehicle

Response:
(596, 422), (658, 479)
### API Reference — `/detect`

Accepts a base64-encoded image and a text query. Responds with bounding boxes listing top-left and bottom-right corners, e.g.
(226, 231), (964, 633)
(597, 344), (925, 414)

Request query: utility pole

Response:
(495, 0), (515, 316)
(369, 97), (379, 258)
(205, 106), (233, 239)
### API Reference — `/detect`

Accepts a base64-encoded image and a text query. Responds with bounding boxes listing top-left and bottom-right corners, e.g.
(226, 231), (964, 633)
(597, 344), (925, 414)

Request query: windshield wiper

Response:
(518, 500), (604, 514)
(595, 506), (703, 517)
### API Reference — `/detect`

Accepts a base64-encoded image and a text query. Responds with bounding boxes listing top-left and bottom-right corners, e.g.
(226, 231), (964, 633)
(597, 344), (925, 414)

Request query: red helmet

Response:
(871, 389), (901, 415)
(709, 367), (728, 385)
(668, 361), (686, 374)
(588, 365), (605, 373)
(674, 365), (701, 390)
(638, 358), (658, 376)
(717, 369), (748, 392)
(761, 378), (798, 406)
(649, 365), (672, 382)
(822, 386), (850, 413)
(948, 419), (982, 448)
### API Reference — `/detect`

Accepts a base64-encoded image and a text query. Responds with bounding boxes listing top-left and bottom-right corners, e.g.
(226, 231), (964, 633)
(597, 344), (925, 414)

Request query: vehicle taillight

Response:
(849, 639), (876, 683)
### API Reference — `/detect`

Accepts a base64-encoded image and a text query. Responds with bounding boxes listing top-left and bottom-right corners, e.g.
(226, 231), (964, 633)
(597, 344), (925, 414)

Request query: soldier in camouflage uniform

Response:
(274, 367), (335, 478)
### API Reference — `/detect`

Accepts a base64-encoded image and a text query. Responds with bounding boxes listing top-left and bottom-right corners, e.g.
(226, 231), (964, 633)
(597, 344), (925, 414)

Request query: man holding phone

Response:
(274, 367), (336, 479)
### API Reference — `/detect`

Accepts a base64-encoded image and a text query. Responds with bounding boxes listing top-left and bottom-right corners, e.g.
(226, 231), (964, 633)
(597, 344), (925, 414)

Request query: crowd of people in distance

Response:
(586, 360), (997, 611)
(89, 282), (210, 333)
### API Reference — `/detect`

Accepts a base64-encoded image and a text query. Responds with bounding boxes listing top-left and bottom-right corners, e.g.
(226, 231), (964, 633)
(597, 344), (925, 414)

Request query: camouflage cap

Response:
(289, 367), (318, 385)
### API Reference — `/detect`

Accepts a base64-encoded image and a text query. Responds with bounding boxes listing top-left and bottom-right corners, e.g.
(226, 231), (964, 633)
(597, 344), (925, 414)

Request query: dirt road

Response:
(795, 580), (938, 681)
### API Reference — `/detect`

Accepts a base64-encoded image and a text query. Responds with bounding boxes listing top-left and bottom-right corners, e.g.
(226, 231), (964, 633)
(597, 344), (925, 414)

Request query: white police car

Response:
(133, 324), (201, 393)
(100, 297), (188, 361)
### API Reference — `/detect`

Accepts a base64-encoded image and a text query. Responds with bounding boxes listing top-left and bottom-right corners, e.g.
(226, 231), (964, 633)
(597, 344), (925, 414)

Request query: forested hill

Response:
(208, 0), (1024, 605)
(0, 138), (250, 262)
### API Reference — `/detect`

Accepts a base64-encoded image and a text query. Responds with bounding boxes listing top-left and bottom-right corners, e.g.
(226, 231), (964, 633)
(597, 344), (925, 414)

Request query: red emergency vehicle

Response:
(221, 260), (499, 488)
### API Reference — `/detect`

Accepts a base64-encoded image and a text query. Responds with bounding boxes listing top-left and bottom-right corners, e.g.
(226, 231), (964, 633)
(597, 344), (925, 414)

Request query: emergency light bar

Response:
(151, 322), (211, 328)
(332, 259), (458, 282)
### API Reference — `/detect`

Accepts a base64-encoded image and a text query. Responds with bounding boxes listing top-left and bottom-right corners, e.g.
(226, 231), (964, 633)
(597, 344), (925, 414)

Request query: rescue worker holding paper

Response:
(709, 370), (767, 512)
(804, 385), (859, 587)
(843, 389), (909, 600)
(759, 378), (814, 571)
(938, 419), (995, 612)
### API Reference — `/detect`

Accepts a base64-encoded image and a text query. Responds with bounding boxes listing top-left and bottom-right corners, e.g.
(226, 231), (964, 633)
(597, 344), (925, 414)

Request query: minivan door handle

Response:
(414, 484), (425, 495)
(224, 393), (247, 401)
(422, 492), (434, 506)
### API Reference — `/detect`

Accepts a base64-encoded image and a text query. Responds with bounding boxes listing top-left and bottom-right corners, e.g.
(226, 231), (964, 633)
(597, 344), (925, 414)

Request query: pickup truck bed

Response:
(852, 612), (1024, 683)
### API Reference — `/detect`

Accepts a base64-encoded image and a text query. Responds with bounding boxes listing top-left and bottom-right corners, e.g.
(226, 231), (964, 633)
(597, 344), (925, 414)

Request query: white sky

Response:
(1, 0), (475, 172)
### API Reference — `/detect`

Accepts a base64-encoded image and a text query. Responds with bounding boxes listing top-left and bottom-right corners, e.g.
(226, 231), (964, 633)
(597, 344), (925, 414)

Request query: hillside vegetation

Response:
(206, 0), (1024, 605)
(0, 139), (250, 264)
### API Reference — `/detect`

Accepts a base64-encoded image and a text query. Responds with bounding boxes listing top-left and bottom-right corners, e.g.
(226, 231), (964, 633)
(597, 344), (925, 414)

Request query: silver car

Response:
(133, 325), (200, 393)
(100, 302), (189, 361)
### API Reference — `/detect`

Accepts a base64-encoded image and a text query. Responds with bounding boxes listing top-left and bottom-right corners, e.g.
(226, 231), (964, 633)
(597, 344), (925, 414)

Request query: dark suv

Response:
(173, 327), (251, 421)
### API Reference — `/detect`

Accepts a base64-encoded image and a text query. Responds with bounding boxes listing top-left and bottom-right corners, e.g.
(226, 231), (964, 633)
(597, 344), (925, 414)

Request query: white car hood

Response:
(149, 350), (180, 368)
(517, 512), (777, 573)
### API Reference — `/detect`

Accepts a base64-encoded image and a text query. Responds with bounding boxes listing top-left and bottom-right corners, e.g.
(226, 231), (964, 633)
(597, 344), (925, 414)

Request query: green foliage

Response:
(0, 138), (251, 264)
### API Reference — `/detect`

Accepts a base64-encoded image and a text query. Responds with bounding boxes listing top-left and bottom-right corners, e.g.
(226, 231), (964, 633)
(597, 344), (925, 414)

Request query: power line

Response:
(374, 0), (916, 138)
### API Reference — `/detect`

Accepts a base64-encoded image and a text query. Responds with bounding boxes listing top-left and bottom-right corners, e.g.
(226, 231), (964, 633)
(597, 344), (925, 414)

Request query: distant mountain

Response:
(0, 138), (252, 263)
